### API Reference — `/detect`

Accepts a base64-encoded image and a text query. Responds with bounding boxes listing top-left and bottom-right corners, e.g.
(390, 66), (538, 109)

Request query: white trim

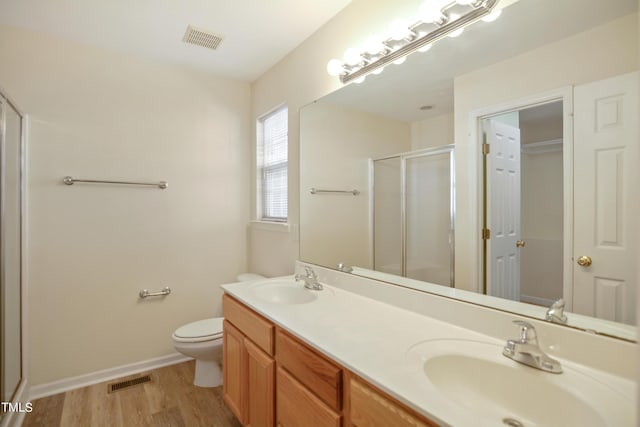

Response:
(21, 114), (29, 408)
(467, 87), (573, 302)
(368, 159), (374, 268)
(28, 353), (190, 400)
(249, 220), (290, 233)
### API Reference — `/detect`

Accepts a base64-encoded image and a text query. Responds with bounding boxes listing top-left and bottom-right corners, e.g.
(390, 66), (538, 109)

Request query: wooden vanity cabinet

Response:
(223, 295), (275, 427)
(275, 329), (343, 427)
(222, 295), (438, 427)
(348, 377), (438, 427)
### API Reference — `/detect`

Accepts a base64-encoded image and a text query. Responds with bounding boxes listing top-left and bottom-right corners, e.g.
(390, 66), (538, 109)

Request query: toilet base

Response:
(194, 359), (222, 388)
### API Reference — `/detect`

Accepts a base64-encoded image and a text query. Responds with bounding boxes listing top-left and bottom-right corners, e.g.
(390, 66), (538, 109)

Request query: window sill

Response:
(250, 220), (290, 233)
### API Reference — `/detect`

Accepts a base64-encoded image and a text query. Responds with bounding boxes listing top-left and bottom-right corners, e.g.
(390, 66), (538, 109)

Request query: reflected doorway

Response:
(482, 101), (564, 305)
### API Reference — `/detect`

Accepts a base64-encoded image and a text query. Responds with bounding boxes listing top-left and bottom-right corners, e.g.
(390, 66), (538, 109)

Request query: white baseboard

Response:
(28, 353), (191, 401)
(520, 294), (555, 307)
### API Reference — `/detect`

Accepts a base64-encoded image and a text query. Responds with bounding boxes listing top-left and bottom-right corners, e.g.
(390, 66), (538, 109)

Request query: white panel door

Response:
(487, 120), (521, 301)
(573, 72), (638, 324)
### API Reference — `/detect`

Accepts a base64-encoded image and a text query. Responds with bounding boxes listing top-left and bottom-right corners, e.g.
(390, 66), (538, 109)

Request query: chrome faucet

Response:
(545, 299), (568, 324)
(336, 263), (353, 273)
(503, 320), (562, 374)
(294, 266), (323, 291)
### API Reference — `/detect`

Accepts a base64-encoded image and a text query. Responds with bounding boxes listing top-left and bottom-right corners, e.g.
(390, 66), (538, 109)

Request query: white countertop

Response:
(222, 276), (636, 427)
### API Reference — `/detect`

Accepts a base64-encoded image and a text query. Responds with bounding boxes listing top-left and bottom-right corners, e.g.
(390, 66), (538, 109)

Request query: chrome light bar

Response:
(335, 0), (500, 84)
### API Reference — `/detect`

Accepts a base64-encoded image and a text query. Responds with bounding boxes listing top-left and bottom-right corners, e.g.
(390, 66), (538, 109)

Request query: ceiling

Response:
(321, 0), (638, 122)
(0, 0), (352, 82)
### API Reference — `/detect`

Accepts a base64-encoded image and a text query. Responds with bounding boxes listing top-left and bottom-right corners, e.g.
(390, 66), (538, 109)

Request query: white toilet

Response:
(172, 273), (265, 387)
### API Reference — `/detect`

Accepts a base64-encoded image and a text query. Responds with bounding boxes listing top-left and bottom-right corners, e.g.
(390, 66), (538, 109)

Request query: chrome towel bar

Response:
(63, 176), (168, 189)
(139, 287), (171, 298)
(310, 188), (360, 196)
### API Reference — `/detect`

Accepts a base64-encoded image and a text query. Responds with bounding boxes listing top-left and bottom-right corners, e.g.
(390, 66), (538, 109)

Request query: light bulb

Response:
(393, 57), (406, 65)
(419, 1), (444, 23)
(418, 43), (433, 53)
(365, 36), (385, 55)
(389, 19), (411, 40)
(344, 48), (362, 66)
(455, 0), (475, 5)
(482, 9), (502, 22)
(447, 14), (464, 38)
(353, 76), (366, 84)
(326, 59), (344, 76)
(372, 67), (384, 75)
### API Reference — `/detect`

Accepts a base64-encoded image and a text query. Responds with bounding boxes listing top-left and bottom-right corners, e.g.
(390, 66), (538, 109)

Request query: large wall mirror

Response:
(0, 91), (24, 409)
(300, 0), (638, 341)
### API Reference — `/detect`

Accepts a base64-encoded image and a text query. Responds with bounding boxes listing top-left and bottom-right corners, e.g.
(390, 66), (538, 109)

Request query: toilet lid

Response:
(174, 318), (223, 339)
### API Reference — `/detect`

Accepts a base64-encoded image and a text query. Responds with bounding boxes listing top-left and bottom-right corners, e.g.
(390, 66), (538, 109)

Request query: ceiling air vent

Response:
(182, 25), (223, 50)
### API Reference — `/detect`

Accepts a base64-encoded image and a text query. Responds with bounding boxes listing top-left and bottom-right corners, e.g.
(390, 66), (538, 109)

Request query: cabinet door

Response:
(277, 367), (341, 427)
(245, 338), (275, 427)
(350, 378), (437, 427)
(223, 320), (247, 424)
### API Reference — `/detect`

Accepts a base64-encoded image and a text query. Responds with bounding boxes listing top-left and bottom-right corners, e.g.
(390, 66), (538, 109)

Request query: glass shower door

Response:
(404, 148), (454, 286)
(373, 156), (402, 275)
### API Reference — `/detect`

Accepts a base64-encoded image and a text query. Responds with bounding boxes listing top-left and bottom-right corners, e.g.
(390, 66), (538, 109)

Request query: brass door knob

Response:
(577, 255), (592, 267)
(516, 240), (525, 248)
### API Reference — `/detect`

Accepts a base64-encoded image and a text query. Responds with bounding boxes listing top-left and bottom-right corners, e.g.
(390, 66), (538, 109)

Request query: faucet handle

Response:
(303, 265), (317, 278)
(546, 298), (568, 324)
(512, 320), (538, 344)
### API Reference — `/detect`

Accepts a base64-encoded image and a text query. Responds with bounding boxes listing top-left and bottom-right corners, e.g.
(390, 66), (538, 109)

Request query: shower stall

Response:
(372, 145), (455, 287)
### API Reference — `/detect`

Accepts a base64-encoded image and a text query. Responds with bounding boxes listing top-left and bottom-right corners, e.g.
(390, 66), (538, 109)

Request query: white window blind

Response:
(258, 106), (288, 222)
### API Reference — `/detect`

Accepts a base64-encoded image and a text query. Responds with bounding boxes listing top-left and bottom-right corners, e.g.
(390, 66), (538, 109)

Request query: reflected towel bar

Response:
(63, 176), (168, 189)
(139, 287), (171, 298)
(310, 188), (360, 196)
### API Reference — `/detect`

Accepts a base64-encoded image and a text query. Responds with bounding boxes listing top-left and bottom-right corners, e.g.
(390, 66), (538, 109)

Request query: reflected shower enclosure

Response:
(372, 145), (455, 286)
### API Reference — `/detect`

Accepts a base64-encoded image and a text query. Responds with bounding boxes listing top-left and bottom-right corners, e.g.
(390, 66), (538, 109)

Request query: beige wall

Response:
(299, 102), (410, 270)
(411, 113), (454, 150)
(454, 13), (638, 291)
(0, 25), (251, 384)
(249, 0), (424, 276)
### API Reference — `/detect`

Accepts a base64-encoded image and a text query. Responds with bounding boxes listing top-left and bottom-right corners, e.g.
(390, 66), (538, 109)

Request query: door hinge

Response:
(482, 228), (491, 240)
(482, 143), (490, 155)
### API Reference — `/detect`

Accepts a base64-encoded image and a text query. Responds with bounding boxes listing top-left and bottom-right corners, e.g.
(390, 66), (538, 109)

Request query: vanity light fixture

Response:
(327, 0), (500, 84)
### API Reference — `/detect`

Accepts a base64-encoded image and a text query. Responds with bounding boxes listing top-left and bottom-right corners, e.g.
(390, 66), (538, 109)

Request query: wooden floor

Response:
(22, 361), (242, 427)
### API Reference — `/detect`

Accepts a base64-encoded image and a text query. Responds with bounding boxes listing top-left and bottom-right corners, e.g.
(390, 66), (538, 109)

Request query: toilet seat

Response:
(173, 318), (223, 343)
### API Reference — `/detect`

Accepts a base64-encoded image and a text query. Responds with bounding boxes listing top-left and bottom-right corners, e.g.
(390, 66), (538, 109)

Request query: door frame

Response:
(467, 86), (574, 308)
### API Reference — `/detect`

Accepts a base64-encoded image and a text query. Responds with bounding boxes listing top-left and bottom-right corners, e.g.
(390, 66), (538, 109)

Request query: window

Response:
(257, 105), (288, 222)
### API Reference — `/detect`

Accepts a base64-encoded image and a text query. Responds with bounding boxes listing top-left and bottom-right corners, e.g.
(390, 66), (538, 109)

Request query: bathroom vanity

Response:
(222, 293), (436, 427)
(221, 266), (635, 427)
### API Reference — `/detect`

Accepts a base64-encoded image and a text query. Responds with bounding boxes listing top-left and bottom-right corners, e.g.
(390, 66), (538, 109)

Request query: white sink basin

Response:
(249, 280), (318, 305)
(406, 339), (633, 427)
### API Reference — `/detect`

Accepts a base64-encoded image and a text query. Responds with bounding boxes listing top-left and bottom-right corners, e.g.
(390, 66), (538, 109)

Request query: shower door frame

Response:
(372, 144), (456, 287)
(0, 89), (26, 412)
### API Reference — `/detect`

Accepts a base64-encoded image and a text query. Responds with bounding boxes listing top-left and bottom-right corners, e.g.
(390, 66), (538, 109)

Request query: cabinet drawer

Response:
(277, 367), (341, 427)
(223, 294), (274, 356)
(276, 329), (342, 411)
(350, 378), (438, 427)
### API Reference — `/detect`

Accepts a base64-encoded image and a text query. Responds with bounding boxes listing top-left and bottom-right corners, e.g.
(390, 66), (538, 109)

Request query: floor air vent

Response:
(107, 374), (153, 393)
